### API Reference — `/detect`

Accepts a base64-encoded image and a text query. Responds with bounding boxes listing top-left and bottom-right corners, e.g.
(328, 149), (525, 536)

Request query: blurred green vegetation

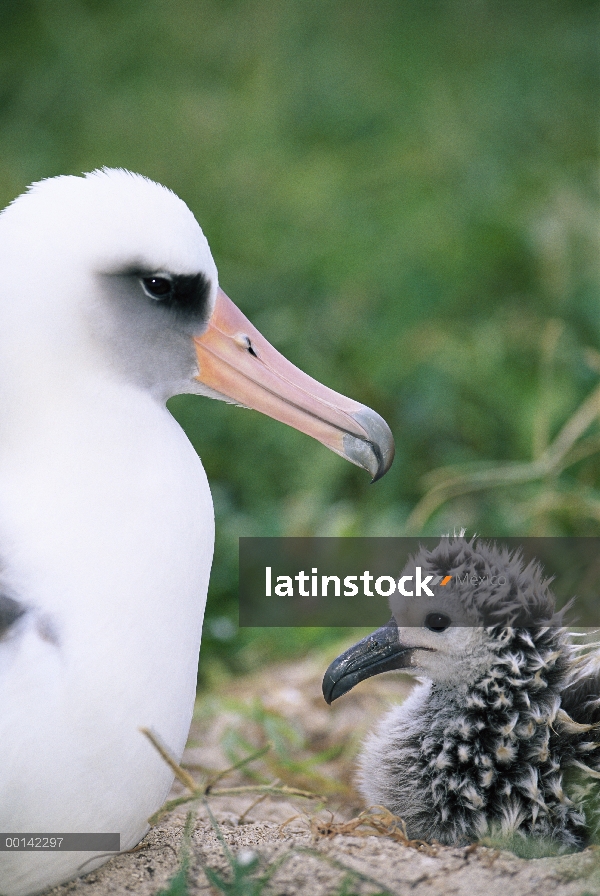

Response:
(0, 1), (597, 676)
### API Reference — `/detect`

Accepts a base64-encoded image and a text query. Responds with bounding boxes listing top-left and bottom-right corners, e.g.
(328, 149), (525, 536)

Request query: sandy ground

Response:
(44, 807), (600, 896)
(43, 653), (600, 896)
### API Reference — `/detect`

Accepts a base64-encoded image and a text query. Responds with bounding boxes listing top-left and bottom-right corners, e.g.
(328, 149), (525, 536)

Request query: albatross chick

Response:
(323, 537), (600, 849)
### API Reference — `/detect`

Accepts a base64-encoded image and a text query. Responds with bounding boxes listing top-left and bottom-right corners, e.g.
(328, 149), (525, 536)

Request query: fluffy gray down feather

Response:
(358, 537), (600, 848)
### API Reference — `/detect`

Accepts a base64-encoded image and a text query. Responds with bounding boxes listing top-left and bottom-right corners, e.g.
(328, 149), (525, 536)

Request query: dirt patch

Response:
(45, 807), (599, 896)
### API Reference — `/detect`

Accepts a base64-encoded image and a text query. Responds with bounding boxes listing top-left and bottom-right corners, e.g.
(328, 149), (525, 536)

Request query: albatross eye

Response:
(425, 612), (451, 633)
(142, 276), (173, 300)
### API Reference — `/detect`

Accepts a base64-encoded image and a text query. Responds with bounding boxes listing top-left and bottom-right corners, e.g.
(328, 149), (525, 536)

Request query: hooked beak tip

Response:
(343, 408), (395, 481)
(322, 619), (411, 704)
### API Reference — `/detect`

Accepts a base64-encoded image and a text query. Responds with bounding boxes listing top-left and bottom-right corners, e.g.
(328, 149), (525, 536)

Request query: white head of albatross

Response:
(0, 168), (394, 896)
(323, 537), (600, 850)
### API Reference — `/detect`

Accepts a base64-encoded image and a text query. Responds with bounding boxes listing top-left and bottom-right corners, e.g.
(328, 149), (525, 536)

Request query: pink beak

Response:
(193, 289), (394, 480)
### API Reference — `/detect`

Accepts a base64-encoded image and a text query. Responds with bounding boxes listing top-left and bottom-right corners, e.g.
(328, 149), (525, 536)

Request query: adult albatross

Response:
(0, 168), (394, 896)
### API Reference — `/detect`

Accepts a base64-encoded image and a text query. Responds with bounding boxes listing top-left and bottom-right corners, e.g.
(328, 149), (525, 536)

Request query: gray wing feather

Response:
(0, 594), (26, 638)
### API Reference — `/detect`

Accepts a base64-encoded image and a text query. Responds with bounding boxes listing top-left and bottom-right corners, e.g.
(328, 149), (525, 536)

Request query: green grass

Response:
(478, 830), (575, 859)
(0, 1), (596, 675)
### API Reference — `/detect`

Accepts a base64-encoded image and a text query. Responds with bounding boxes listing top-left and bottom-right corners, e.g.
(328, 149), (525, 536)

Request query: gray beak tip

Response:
(345, 408), (395, 481)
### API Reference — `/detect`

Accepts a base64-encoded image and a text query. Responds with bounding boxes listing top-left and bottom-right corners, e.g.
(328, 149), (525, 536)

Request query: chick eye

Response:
(425, 612), (451, 633)
(142, 276), (173, 300)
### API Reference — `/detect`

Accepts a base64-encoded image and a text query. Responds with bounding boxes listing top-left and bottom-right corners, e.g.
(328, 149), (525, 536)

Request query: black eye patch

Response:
(425, 612), (451, 633)
(136, 270), (211, 319)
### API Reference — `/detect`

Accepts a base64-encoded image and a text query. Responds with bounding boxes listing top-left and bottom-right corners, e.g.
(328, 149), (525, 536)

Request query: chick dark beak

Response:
(322, 619), (413, 704)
